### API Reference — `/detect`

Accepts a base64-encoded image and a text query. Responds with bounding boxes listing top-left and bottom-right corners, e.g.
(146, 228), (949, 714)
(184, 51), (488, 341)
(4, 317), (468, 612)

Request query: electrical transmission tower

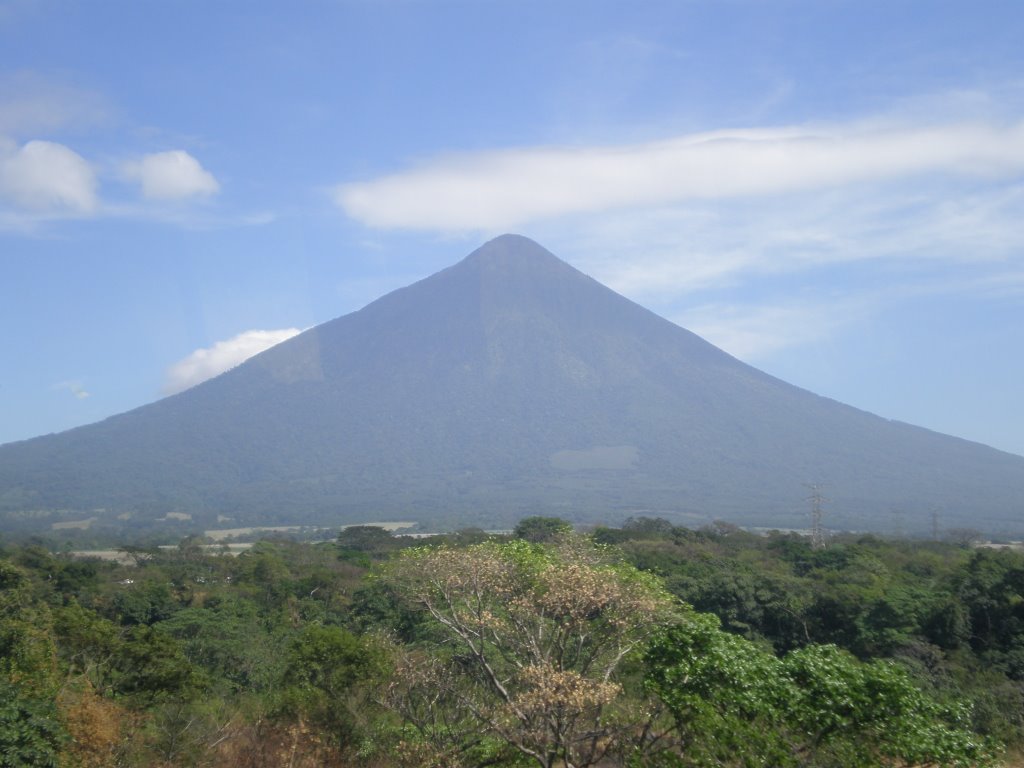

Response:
(804, 483), (827, 549)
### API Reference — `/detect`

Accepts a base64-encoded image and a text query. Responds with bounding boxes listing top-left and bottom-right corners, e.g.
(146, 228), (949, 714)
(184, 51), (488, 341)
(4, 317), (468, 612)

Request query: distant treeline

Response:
(2, 517), (1021, 766)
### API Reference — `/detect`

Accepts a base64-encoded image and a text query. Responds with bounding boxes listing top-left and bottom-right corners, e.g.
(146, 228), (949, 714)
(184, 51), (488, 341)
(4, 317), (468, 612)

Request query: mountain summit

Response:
(2, 235), (1023, 536)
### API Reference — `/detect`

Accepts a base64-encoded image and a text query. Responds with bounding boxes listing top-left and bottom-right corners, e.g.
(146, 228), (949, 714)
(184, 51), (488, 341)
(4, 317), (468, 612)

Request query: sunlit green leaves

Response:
(646, 615), (999, 767)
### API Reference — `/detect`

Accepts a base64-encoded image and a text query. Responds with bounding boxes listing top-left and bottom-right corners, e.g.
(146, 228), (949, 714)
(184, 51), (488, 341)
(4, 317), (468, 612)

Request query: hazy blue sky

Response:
(2, 0), (1023, 457)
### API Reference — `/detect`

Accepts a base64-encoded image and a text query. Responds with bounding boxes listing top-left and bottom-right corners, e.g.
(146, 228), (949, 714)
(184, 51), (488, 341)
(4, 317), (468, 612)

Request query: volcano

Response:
(2, 234), (1022, 536)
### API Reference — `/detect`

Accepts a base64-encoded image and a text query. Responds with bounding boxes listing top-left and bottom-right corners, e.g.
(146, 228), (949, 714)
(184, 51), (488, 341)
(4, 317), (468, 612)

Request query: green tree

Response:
(337, 525), (397, 553)
(645, 613), (998, 767)
(0, 677), (66, 768)
(52, 600), (121, 692)
(111, 580), (177, 626)
(0, 561), (67, 767)
(0, 561), (58, 685)
(278, 624), (386, 746)
(644, 612), (798, 767)
(111, 625), (204, 702)
(783, 644), (994, 767)
(512, 516), (572, 543)
(156, 598), (285, 693)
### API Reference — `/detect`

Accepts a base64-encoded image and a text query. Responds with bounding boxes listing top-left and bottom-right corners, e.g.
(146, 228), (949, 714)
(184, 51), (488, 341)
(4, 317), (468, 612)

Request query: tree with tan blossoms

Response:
(380, 537), (681, 768)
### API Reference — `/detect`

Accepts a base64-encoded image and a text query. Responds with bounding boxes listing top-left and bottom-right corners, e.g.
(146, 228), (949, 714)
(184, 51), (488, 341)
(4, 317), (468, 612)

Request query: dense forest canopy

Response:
(2, 518), (1021, 766)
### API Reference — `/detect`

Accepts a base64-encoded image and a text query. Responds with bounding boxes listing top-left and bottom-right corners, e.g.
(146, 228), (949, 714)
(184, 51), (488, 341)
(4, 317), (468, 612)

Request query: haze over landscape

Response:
(7, 7), (1024, 767)
(2, 2), (1024, 536)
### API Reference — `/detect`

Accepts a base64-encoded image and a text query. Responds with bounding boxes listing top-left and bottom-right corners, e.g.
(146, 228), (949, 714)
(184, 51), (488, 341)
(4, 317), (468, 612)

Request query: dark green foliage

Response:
(52, 599), (120, 688)
(112, 580), (178, 625)
(0, 562), (58, 687)
(612, 521), (1024, 752)
(0, 561), (66, 766)
(278, 624), (387, 746)
(512, 515), (572, 543)
(53, 557), (103, 596)
(0, 677), (66, 768)
(112, 625), (205, 701)
(285, 624), (382, 698)
(957, 549), (1024, 670)
(645, 615), (997, 767)
(336, 524), (406, 567)
(337, 525), (396, 553)
(349, 577), (427, 641)
(157, 598), (286, 693)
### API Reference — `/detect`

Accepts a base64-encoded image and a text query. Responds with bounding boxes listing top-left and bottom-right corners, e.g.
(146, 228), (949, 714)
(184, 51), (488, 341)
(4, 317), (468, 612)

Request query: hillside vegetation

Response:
(2, 519), (1021, 766)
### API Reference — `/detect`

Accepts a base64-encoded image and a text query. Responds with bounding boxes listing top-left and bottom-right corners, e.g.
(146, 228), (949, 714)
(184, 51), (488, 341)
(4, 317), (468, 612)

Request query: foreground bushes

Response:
(0, 525), (1017, 766)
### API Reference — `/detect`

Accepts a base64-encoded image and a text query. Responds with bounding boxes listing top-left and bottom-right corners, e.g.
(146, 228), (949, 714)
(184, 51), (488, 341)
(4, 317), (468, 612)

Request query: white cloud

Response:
(53, 380), (91, 400)
(524, 174), (1024, 304)
(126, 150), (219, 201)
(163, 328), (303, 395)
(0, 78), (221, 223)
(0, 139), (97, 212)
(332, 107), (1024, 369)
(334, 120), (1024, 232)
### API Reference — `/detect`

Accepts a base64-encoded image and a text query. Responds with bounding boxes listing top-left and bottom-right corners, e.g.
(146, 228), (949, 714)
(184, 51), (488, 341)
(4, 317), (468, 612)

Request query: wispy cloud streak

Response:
(335, 120), (1024, 231)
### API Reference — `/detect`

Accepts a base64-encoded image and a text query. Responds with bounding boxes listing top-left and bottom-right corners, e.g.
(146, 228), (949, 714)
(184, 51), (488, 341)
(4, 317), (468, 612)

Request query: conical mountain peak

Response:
(456, 234), (584, 282)
(2, 236), (1023, 537)
(463, 233), (561, 266)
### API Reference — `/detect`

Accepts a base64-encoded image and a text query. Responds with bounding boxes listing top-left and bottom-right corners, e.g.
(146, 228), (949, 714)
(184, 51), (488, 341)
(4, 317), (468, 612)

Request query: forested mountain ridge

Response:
(2, 234), (1023, 536)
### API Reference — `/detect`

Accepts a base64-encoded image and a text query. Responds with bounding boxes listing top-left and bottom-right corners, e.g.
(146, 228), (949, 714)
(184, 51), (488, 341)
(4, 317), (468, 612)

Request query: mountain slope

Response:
(2, 234), (1022, 536)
